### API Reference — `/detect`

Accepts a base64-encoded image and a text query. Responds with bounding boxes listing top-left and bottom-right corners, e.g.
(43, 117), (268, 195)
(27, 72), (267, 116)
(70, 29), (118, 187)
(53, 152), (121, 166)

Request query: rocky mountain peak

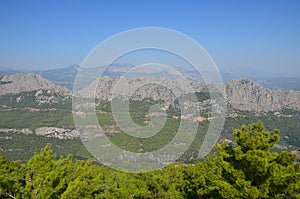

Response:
(0, 73), (71, 96)
(74, 76), (300, 113)
(0, 73), (299, 113)
(225, 78), (300, 112)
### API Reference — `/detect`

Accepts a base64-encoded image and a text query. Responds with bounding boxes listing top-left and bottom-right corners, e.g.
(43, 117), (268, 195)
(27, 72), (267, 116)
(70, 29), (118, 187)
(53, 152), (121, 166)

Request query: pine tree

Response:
(215, 121), (300, 198)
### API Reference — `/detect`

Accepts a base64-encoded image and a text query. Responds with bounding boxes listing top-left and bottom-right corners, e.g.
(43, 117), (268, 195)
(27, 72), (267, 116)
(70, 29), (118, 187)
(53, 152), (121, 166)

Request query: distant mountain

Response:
(30, 64), (202, 90)
(32, 64), (80, 90)
(1, 64), (300, 90)
(1, 64), (299, 90)
(35, 65), (300, 90)
(0, 68), (23, 76)
(251, 77), (300, 90)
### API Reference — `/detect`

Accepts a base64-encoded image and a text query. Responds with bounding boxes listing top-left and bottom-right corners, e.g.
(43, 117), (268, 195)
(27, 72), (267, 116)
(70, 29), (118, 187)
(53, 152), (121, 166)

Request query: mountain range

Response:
(0, 69), (300, 162)
(0, 72), (299, 113)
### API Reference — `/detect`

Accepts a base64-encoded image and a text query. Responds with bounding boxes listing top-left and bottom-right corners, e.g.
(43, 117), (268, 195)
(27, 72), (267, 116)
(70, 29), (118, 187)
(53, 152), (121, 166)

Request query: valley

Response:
(0, 72), (299, 162)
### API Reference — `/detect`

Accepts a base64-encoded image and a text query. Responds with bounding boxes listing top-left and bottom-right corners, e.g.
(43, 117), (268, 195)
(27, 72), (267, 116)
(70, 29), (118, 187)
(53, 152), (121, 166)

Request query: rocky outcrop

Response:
(226, 78), (300, 112)
(0, 128), (33, 134)
(273, 89), (300, 111)
(225, 78), (281, 112)
(34, 89), (64, 104)
(0, 73), (71, 96)
(35, 127), (79, 139)
(0, 127), (79, 139)
(76, 76), (208, 100)
(77, 76), (299, 113)
(1, 73), (298, 113)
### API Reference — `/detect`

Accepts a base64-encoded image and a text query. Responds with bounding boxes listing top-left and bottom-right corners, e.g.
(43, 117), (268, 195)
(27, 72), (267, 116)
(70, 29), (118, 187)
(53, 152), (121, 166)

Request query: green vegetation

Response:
(0, 110), (74, 130)
(180, 91), (210, 102)
(1, 122), (299, 198)
(0, 132), (91, 161)
(0, 91), (72, 109)
(106, 98), (198, 156)
(1, 94), (300, 162)
(222, 110), (300, 148)
(0, 92), (74, 130)
(109, 118), (180, 153)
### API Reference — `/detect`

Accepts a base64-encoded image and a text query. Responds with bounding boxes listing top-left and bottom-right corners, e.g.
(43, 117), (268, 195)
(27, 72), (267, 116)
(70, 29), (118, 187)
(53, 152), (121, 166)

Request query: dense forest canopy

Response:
(1, 122), (299, 198)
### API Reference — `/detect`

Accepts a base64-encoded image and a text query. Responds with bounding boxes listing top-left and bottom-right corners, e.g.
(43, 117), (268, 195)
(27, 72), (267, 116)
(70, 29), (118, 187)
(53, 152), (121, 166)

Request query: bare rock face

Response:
(225, 78), (282, 112)
(273, 90), (300, 111)
(3, 73), (297, 113)
(76, 76), (208, 100)
(225, 78), (300, 112)
(77, 76), (299, 113)
(0, 73), (71, 96)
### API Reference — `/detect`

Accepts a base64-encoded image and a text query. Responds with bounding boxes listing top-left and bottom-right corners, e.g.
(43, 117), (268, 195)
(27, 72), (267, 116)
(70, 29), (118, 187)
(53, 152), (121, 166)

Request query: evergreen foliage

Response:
(0, 122), (299, 198)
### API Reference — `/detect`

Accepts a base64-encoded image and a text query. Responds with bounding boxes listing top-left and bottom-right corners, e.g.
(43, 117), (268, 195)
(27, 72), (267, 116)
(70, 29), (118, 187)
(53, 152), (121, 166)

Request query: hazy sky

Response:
(0, 0), (299, 77)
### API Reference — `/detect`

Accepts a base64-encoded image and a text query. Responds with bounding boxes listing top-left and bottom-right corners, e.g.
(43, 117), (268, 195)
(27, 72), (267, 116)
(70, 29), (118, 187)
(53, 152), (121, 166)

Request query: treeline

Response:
(1, 122), (300, 198)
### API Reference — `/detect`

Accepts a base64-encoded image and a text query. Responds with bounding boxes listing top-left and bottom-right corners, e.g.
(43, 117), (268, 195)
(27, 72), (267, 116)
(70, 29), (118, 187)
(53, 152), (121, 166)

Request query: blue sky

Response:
(0, 0), (299, 77)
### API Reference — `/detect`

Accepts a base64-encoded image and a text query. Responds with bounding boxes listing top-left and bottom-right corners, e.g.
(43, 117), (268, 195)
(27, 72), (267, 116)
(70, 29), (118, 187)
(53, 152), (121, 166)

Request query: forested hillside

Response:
(1, 122), (300, 198)
(1, 95), (300, 162)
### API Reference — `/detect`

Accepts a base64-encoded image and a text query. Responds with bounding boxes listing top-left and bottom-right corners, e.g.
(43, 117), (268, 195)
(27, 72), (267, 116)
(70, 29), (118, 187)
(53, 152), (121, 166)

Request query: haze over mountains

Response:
(1, 64), (300, 90)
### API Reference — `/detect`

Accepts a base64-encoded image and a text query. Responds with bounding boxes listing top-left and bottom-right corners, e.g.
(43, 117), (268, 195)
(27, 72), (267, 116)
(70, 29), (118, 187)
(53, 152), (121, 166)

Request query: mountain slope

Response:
(77, 76), (300, 113)
(33, 64), (80, 89)
(226, 78), (300, 112)
(0, 73), (70, 96)
(0, 72), (299, 113)
(226, 78), (281, 112)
